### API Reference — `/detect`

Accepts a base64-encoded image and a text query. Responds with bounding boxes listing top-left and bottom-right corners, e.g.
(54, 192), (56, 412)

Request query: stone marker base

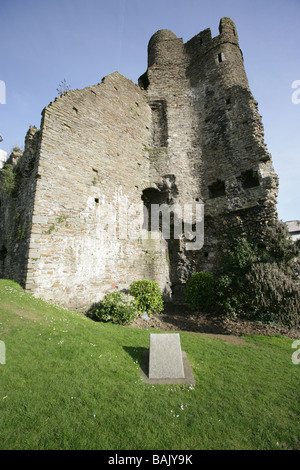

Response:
(140, 350), (195, 385)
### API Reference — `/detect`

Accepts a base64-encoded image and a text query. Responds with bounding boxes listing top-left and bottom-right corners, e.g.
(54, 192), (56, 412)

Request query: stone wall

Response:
(138, 17), (278, 298)
(0, 127), (41, 285)
(0, 18), (279, 309)
(23, 73), (170, 309)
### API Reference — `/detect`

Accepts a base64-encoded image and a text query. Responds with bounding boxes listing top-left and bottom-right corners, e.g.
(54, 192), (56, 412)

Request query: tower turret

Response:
(147, 29), (181, 67)
(218, 17), (239, 41)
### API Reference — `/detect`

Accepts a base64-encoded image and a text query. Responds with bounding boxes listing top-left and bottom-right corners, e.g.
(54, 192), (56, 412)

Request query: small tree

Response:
(216, 220), (300, 325)
(246, 262), (300, 327)
(262, 221), (299, 272)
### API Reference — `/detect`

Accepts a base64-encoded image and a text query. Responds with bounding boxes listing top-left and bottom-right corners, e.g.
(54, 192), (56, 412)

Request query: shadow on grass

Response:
(123, 346), (148, 377)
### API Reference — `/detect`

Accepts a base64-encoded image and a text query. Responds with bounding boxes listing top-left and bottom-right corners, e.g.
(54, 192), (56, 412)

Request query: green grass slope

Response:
(0, 279), (299, 450)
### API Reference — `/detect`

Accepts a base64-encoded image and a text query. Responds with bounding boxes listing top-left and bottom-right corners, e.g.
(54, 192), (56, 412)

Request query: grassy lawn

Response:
(0, 279), (299, 450)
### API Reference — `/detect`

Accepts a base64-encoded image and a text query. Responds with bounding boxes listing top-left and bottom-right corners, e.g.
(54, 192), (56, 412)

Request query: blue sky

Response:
(0, 0), (299, 222)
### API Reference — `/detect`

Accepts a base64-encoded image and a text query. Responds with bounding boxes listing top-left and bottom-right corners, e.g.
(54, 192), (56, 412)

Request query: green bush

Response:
(129, 280), (164, 315)
(215, 236), (257, 317)
(0, 164), (15, 195)
(245, 263), (300, 327)
(216, 221), (300, 326)
(215, 274), (242, 317)
(185, 271), (214, 310)
(223, 236), (258, 275)
(91, 291), (140, 325)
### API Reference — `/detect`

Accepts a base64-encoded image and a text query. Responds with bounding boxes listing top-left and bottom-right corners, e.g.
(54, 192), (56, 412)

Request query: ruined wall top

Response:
(147, 17), (240, 69)
(0, 18), (279, 309)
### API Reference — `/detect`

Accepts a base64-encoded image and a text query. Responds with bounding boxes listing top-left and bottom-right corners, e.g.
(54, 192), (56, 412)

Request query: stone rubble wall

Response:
(24, 73), (170, 309)
(138, 17), (278, 298)
(0, 18), (279, 309)
(0, 127), (41, 285)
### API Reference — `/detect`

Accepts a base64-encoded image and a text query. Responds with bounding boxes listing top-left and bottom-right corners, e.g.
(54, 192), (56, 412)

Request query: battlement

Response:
(185, 17), (239, 51)
(218, 17), (238, 38)
(140, 17), (244, 93)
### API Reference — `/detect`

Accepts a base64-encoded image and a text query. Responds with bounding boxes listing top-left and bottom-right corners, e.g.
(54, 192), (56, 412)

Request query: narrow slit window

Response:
(150, 100), (168, 147)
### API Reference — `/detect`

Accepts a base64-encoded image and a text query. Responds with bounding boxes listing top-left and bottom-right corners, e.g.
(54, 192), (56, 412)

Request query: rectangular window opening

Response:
(238, 170), (260, 189)
(208, 180), (226, 199)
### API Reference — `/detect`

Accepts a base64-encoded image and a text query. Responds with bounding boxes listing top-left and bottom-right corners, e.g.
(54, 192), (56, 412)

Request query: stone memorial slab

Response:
(149, 333), (185, 379)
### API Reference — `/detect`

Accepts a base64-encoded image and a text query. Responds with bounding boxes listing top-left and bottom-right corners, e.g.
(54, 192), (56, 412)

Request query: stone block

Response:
(32, 215), (48, 224)
(149, 333), (184, 379)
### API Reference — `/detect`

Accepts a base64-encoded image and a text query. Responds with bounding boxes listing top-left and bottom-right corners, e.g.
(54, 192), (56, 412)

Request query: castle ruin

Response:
(0, 18), (279, 309)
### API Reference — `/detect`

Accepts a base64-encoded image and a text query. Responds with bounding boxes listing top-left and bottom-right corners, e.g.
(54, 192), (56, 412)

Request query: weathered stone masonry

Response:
(0, 18), (278, 309)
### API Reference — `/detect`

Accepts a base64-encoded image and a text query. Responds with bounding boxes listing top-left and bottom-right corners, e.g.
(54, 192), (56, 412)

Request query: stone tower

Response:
(0, 18), (278, 309)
